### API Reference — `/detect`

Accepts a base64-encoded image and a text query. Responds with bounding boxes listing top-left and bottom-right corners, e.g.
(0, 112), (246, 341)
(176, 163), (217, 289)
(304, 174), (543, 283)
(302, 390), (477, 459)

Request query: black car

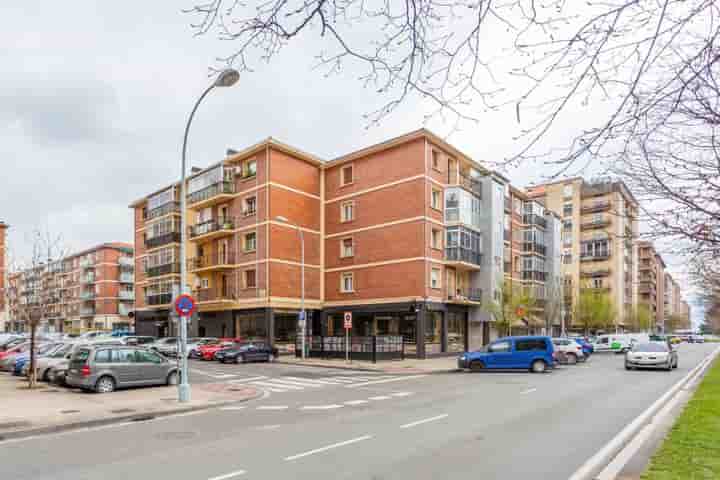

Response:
(216, 343), (278, 364)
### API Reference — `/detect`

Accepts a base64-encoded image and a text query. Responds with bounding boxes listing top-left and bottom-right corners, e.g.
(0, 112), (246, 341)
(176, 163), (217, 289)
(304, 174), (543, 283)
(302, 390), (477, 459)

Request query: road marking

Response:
(368, 396), (391, 401)
(400, 414), (449, 429)
(256, 405), (289, 410)
(344, 399), (369, 406)
(300, 404), (344, 410)
(228, 376), (268, 383)
(255, 424), (281, 430)
(280, 376), (346, 385)
(346, 375), (427, 388)
(284, 435), (373, 461)
(391, 392), (414, 397)
(520, 388), (537, 395)
(207, 469), (246, 480)
(250, 381), (305, 391)
(265, 378), (325, 388)
(219, 406), (247, 411)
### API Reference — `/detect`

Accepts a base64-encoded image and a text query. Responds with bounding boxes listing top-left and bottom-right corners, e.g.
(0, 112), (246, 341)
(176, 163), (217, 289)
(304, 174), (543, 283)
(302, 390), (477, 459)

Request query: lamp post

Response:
(178, 69), (239, 403)
(275, 216), (305, 360)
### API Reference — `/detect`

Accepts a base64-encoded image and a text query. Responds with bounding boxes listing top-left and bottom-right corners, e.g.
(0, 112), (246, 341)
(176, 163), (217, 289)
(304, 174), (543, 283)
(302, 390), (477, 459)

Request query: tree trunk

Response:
(28, 324), (37, 389)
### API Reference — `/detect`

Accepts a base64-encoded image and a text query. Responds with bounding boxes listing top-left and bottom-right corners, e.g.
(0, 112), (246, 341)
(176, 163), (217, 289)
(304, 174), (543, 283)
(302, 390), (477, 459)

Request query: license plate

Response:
(70, 369), (78, 374)
(648, 357), (656, 360)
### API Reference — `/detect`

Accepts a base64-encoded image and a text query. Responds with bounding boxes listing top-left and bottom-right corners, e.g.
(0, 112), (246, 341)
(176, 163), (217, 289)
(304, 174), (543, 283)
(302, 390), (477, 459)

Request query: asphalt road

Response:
(1, 343), (716, 480)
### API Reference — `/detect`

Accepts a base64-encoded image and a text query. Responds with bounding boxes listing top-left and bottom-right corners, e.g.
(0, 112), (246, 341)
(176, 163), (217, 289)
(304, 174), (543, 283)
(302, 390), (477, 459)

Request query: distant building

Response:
(0, 222), (7, 331)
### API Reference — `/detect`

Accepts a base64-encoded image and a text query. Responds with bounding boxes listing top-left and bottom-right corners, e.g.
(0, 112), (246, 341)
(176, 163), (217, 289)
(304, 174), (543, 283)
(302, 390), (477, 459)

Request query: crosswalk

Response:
(190, 369), (402, 394)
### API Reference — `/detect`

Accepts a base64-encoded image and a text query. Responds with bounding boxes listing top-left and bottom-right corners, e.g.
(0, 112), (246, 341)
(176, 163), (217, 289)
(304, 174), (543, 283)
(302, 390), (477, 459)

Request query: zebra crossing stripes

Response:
(237, 375), (401, 393)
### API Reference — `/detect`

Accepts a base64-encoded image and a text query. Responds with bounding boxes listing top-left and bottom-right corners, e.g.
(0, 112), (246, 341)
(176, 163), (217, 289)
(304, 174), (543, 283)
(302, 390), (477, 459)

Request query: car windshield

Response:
(632, 343), (669, 353)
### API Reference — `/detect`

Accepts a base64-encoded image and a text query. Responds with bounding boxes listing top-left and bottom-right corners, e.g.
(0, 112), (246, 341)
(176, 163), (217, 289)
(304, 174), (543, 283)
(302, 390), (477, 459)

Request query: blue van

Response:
(458, 336), (555, 373)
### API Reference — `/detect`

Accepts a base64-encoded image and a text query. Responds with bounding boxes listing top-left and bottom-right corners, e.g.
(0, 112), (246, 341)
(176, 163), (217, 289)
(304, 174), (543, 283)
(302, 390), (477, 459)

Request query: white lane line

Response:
(256, 405), (290, 410)
(391, 392), (414, 397)
(346, 375), (427, 388)
(207, 469), (246, 480)
(400, 414), (449, 429)
(250, 381), (304, 391)
(280, 376), (347, 385)
(368, 396), (391, 401)
(300, 404), (344, 410)
(344, 399), (369, 406)
(219, 406), (247, 411)
(228, 376), (268, 383)
(520, 388), (537, 395)
(320, 377), (360, 384)
(267, 378), (325, 388)
(284, 435), (373, 461)
(255, 424), (282, 431)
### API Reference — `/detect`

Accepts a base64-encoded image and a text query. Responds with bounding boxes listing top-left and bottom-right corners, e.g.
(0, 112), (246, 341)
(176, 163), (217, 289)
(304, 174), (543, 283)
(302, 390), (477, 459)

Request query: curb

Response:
(0, 388), (264, 443)
(274, 359), (458, 375)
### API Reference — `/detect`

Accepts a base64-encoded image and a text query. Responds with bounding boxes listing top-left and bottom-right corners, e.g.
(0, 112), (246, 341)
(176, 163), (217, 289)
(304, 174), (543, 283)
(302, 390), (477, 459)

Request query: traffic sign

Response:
(344, 311), (352, 330)
(516, 307), (526, 318)
(174, 294), (197, 317)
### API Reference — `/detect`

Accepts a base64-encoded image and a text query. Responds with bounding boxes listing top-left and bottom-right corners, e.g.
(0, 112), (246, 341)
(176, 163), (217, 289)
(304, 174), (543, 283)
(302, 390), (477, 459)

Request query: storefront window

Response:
(274, 314), (298, 353)
(447, 312), (466, 353)
(425, 311), (443, 354)
(236, 313), (267, 342)
(400, 315), (417, 355)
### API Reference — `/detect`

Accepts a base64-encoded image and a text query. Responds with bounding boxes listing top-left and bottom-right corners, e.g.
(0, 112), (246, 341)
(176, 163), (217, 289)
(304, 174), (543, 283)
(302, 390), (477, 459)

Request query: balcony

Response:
(447, 288), (482, 303)
(580, 253), (610, 262)
(145, 201), (180, 220)
(118, 257), (134, 268)
(80, 275), (95, 284)
(504, 196), (512, 212)
(522, 242), (547, 256)
(119, 273), (134, 283)
(145, 231), (181, 249)
(119, 304), (132, 316)
(194, 287), (237, 303)
(80, 307), (95, 317)
(146, 262), (181, 278)
(189, 217), (236, 241)
(119, 290), (135, 301)
(80, 291), (96, 300)
(581, 218), (611, 229)
(522, 214), (547, 228)
(522, 270), (547, 282)
(449, 174), (482, 197)
(187, 181), (235, 209)
(188, 251), (237, 272)
(444, 247), (482, 271)
(581, 269), (611, 278)
(146, 293), (172, 306)
(79, 259), (95, 269)
(581, 201), (611, 214)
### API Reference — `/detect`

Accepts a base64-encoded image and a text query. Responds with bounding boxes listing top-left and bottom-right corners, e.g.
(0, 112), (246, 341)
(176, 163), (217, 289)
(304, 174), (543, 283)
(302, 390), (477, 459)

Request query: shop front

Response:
(134, 309), (172, 337)
(233, 308), (320, 355)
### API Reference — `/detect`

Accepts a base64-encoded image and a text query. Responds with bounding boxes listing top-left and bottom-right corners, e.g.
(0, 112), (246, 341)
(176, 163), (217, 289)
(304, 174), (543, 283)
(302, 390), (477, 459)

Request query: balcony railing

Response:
(80, 291), (96, 300)
(187, 181), (235, 206)
(456, 174), (482, 197)
(80, 308), (95, 317)
(118, 257), (134, 268)
(188, 251), (237, 270)
(189, 217), (235, 239)
(581, 219), (611, 229)
(581, 269), (611, 277)
(145, 201), (180, 220)
(146, 262), (181, 278)
(79, 259), (95, 269)
(145, 231), (181, 249)
(194, 287), (237, 302)
(522, 242), (547, 256)
(522, 214), (547, 228)
(581, 201), (611, 213)
(447, 288), (482, 302)
(522, 270), (547, 281)
(119, 273), (134, 283)
(580, 253), (610, 262)
(119, 290), (135, 301)
(444, 247), (482, 267)
(80, 276), (95, 284)
(146, 293), (172, 306)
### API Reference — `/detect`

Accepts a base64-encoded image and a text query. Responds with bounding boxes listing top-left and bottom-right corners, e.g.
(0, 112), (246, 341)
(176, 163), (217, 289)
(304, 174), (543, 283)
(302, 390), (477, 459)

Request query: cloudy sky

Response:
(0, 2), (701, 324)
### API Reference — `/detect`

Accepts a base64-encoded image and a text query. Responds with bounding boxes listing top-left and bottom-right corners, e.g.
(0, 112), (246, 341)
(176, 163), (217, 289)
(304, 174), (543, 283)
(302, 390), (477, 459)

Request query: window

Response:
(245, 269), (257, 288)
(430, 268), (442, 289)
(432, 150), (441, 170)
(244, 196), (256, 216)
(200, 277), (209, 289)
(592, 278), (603, 289)
(593, 213), (603, 223)
(563, 184), (573, 198)
(341, 201), (355, 222)
(341, 164), (354, 185)
(135, 350), (162, 364)
(244, 232), (257, 252)
(431, 189), (442, 210)
(94, 349), (111, 363)
(563, 203), (573, 217)
(240, 159), (256, 178)
(341, 238), (354, 258)
(563, 250), (572, 264)
(113, 349), (136, 363)
(341, 272), (354, 292)
(515, 339), (547, 351)
(431, 229), (442, 249)
(489, 341), (511, 353)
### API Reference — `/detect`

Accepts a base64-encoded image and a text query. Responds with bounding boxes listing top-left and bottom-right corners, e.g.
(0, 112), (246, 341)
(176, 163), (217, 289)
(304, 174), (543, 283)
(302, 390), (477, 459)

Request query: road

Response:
(1, 343), (716, 480)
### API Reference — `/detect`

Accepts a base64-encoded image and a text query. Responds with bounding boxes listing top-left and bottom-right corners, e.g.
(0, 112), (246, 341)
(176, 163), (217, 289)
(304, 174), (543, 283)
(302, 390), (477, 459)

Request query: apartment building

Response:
(0, 222), (7, 331)
(526, 178), (639, 330)
(636, 241), (662, 327)
(132, 130), (529, 357)
(6, 243), (134, 334)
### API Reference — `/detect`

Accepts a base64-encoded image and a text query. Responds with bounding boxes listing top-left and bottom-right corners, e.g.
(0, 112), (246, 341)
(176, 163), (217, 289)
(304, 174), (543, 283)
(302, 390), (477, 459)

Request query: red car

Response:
(0, 342), (29, 361)
(198, 338), (242, 361)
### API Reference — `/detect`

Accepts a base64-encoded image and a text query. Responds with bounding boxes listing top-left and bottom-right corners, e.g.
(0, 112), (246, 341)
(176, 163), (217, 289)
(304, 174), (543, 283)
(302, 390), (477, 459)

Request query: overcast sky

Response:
(0, 2), (701, 325)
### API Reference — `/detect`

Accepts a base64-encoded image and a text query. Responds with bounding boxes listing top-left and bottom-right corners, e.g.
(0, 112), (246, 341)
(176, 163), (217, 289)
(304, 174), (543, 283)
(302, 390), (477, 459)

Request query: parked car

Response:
(688, 335), (705, 344)
(12, 343), (64, 376)
(572, 337), (594, 356)
(625, 342), (678, 371)
(149, 337), (178, 353)
(24, 343), (77, 380)
(65, 345), (180, 393)
(458, 336), (555, 373)
(186, 338), (219, 358)
(123, 336), (157, 346)
(551, 338), (585, 364)
(592, 333), (650, 353)
(215, 343), (278, 363)
(47, 339), (124, 385)
(198, 338), (243, 361)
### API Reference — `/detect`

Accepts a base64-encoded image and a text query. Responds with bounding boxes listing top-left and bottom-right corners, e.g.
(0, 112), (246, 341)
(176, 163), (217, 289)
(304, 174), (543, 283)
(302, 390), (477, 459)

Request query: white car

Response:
(592, 333), (650, 353)
(625, 342), (678, 370)
(551, 338), (585, 364)
(25, 343), (75, 380)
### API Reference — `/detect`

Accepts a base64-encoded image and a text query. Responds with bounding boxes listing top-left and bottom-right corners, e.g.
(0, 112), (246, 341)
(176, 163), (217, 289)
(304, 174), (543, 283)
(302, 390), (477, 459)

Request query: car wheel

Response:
(166, 371), (179, 386)
(94, 376), (116, 394)
(239, 354), (246, 364)
(469, 360), (484, 372)
(531, 360), (547, 373)
(41, 369), (50, 382)
(566, 353), (578, 365)
(625, 362), (633, 370)
(665, 360), (673, 371)
(673, 359), (678, 369)
(267, 354), (275, 363)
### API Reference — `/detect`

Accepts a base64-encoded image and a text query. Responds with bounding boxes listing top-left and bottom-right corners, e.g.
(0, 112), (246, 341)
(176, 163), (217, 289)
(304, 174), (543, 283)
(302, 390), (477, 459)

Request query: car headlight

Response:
(460, 355), (466, 360)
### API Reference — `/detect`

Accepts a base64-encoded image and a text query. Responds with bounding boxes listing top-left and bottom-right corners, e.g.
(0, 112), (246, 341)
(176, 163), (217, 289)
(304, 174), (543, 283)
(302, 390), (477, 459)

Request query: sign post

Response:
(344, 312), (352, 363)
(174, 294), (197, 402)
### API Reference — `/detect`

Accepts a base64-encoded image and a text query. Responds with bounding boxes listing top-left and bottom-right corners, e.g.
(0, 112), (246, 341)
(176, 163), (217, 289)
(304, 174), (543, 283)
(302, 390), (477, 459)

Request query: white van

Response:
(592, 333), (650, 353)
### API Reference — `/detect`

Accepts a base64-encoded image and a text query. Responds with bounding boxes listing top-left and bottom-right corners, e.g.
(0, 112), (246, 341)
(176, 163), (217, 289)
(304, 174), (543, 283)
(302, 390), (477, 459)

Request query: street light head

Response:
(275, 216), (289, 223)
(214, 69), (240, 87)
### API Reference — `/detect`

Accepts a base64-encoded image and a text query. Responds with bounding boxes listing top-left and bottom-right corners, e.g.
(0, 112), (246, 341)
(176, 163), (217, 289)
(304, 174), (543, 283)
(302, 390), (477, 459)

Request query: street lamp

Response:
(178, 68), (239, 403)
(275, 216), (306, 360)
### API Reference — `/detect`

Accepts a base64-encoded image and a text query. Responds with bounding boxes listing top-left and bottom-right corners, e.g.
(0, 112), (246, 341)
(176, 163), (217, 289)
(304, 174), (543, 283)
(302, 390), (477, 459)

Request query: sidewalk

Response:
(0, 374), (261, 441)
(276, 355), (460, 374)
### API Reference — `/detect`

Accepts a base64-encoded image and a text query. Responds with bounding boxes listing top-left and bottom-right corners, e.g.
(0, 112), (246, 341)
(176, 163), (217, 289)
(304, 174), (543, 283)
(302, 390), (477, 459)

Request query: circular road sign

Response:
(174, 294), (197, 317)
